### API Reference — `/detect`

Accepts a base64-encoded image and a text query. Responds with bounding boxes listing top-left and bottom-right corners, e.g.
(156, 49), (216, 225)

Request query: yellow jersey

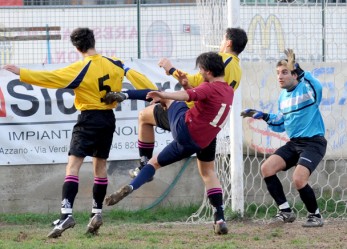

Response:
(171, 53), (241, 108)
(19, 55), (157, 111)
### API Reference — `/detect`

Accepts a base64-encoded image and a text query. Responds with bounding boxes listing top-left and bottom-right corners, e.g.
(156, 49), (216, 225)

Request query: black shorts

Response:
(153, 104), (170, 131)
(274, 136), (327, 174)
(153, 103), (216, 162)
(196, 138), (216, 162)
(69, 110), (116, 159)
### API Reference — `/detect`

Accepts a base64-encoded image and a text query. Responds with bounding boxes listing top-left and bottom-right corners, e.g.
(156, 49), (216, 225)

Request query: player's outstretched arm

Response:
(147, 90), (189, 105)
(158, 58), (197, 90)
(3, 65), (20, 75)
(125, 67), (158, 90)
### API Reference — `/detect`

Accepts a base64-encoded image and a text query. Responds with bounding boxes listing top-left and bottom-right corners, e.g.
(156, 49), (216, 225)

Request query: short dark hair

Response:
(70, 28), (95, 53)
(196, 52), (225, 78)
(225, 27), (248, 55)
(276, 59), (296, 75)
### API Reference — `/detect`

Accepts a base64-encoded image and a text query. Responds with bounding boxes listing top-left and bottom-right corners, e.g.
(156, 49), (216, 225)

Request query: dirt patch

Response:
(131, 219), (347, 249)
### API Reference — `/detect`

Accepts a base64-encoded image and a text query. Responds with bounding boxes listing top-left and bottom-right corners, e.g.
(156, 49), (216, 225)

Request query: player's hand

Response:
(3, 64), (20, 75)
(284, 48), (295, 71)
(158, 58), (174, 75)
(176, 70), (189, 88)
(240, 109), (269, 121)
(284, 48), (304, 79)
(146, 91), (162, 104)
(159, 99), (168, 110)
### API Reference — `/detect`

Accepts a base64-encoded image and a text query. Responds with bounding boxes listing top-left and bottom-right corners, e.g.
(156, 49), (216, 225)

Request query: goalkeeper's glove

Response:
(284, 48), (304, 79)
(284, 48), (295, 71)
(240, 109), (269, 121)
(104, 91), (128, 104)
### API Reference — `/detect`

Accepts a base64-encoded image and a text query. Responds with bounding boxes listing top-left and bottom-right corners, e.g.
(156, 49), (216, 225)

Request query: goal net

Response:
(196, 0), (227, 52)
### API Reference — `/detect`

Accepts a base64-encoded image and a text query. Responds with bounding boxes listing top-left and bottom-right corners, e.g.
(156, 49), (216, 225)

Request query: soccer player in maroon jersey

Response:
(105, 52), (233, 234)
(104, 28), (248, 234)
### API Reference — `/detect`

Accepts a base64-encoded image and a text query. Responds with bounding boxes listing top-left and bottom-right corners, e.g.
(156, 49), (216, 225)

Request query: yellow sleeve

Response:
(171, 69), (203, 88)
(19, 62), (83, 89)
(125, 69), (158, 90)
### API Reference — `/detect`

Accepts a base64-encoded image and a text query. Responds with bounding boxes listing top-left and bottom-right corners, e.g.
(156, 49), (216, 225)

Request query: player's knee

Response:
(198, 161), (215, 178)
(292, 177), (307, 190)
(292, 172), (309, 189)
(138, 110), (150, 125)
(138, 106), (154, 124)
(199, 168), (211, 178)
(260, 163), (272, 178)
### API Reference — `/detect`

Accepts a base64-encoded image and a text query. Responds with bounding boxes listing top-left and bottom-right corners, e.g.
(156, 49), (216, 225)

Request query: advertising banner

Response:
(1, 60), (346, 165)
(0, 59), (196, 165)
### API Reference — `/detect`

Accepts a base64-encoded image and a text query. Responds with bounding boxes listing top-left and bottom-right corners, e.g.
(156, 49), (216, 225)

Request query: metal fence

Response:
(1, 0), (347, 66)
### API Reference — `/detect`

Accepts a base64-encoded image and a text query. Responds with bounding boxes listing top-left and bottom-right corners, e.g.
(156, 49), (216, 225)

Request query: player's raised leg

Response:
(105, 156), (160, 206)
(129, 104), (156, 178)
(129, 104), (170, 181)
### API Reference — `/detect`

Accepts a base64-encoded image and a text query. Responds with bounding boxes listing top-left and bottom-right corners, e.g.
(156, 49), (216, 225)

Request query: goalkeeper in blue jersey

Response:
(241, 49), (327, 227)
(4, 27), (157, 238)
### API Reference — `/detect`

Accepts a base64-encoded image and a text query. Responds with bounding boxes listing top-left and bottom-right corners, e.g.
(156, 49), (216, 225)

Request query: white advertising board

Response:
(0, 59), (195, 165)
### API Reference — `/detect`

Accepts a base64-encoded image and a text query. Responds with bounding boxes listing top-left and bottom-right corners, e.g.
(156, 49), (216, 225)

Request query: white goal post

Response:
(189, 0), (244, 222)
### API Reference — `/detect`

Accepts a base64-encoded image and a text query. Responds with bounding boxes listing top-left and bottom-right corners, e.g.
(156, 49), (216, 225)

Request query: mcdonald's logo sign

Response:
(248, 15), (285, 53)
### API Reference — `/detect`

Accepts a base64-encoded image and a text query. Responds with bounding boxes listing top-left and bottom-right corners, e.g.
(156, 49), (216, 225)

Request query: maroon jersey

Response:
(185, 81), (234, 148)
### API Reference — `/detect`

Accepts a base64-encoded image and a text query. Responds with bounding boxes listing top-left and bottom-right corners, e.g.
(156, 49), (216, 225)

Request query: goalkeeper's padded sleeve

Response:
(262, 113), (270, 121)
(294, 63), (304, 80)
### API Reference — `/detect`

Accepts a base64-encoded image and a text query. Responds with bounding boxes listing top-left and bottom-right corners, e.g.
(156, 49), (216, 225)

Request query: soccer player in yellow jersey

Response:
(105, 27), (248, 234)
(3, 27), (157, 238)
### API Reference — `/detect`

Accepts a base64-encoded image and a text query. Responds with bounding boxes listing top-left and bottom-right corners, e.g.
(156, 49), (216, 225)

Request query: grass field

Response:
(0, 206), (346, 249)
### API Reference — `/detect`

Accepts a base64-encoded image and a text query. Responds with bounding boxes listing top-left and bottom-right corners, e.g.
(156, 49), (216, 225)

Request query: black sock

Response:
(60, 175), (79, 220)
(207, 188), (225, 221)
(298, 184), (319, 215)
(264, 175), (287, 206)
(138, 140), (154, 158)
(92, 177), (108, 216)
